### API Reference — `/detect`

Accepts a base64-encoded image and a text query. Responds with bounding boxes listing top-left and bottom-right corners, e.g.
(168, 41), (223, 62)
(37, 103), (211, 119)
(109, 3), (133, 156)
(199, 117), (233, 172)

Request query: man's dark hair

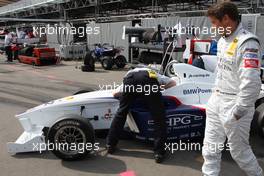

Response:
(207, 2), (239, 22)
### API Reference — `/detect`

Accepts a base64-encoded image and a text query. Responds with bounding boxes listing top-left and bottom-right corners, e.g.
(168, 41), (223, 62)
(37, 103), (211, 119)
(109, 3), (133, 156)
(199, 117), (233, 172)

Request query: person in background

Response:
(16, 27), (26, 39)
(10, 32), (19, 61)
(25, 29), (35, 39)
(4, 29), (13, 62)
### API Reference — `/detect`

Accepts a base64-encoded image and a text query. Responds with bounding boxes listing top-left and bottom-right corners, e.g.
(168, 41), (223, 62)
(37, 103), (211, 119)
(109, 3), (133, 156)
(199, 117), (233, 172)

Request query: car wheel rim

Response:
(54, 126), (86, 155)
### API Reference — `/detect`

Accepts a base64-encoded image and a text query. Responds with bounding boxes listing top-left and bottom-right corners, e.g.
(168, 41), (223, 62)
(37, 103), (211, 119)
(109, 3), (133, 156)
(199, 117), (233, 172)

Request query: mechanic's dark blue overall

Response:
(107, 70), (167, 155)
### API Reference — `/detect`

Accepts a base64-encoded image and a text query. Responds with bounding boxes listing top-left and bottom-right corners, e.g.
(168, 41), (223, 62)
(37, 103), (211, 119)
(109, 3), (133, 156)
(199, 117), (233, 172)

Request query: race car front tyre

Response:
(255, 103), (264, 137)
(47, 116), (95, 161)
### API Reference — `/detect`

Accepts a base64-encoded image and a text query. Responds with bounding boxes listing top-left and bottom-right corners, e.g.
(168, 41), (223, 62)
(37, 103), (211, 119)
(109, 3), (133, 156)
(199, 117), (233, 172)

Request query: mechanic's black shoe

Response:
(106, 145), (116, 154)
(154, 152), (166, 163)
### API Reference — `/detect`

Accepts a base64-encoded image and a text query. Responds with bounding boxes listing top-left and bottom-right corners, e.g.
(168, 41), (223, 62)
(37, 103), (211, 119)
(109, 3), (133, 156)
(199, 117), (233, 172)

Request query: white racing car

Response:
(7, 62), (264, 161)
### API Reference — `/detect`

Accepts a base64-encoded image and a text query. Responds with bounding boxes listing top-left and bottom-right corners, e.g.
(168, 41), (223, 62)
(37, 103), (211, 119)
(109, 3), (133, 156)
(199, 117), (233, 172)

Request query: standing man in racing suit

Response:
(202, 2), (263, 176)
(106, 67), (176, 163)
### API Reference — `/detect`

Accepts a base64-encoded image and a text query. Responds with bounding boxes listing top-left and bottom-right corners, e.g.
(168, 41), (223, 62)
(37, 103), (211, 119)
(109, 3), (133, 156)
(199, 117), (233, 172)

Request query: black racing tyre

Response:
(47, 116), (95, 161)
(73, 89), (92, 95)
(255, 103), (264, 137)
(115, 55), (126, 68)
(164, 63), (175, 77)
(81, 65), (95, 72)
(84, 53), (95, 66)
(82, 53), (95, 72)
(101, 57), (113, 70)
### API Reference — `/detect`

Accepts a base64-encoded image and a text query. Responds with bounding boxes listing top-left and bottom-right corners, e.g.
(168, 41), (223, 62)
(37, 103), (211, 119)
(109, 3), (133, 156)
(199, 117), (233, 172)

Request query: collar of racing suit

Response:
(222, 23), (243, 43)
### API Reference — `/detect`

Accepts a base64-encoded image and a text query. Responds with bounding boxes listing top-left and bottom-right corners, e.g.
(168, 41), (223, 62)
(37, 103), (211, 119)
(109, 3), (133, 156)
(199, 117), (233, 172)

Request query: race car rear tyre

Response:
(101, 57), (113, 70)
(165, 63), (175, 77)
(47, 116), (95, 161)
(255, 103), (264, 137)
(115, 55), (126, 68)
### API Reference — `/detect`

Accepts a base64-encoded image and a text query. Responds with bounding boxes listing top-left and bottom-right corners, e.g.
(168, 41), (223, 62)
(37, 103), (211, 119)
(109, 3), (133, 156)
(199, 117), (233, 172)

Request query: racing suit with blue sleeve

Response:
(202, 23), (263, 176)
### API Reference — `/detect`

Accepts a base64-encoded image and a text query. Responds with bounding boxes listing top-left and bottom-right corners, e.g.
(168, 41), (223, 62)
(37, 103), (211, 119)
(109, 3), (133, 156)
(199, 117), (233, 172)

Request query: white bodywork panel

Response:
(7, 129), (45, 154)
(200, 55), (217, 73)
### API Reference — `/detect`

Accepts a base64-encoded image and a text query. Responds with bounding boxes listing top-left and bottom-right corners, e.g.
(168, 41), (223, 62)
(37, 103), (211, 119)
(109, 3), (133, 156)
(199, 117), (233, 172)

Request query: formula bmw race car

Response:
(7, 63), (264, 160)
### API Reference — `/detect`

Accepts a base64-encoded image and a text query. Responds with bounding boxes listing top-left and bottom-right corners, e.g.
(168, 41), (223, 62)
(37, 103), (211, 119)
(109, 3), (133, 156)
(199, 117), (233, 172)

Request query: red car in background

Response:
(18, 47), (58, 66)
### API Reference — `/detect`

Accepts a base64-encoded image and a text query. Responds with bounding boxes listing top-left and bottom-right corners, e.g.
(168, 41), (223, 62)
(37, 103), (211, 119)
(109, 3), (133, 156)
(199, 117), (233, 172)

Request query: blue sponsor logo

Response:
(148, 114), (203, 127)
(244, 53), (258, 59)
(183, 87), (212, 95)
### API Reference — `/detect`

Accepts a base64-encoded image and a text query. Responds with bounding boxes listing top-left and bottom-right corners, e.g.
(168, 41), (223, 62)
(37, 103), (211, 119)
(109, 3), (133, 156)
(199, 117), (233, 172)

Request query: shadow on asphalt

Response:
(61, 155), (127, 174)
(12, 151), (58, 160)
(8, 134), (264, 175)
(11, 148), (127, 174)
